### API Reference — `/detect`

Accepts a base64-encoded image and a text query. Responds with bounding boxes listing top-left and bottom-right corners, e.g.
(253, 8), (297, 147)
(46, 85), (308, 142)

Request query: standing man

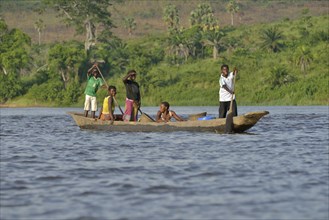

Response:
(84, 64), (104, 118)
(122, 69), (141, 121)
(219, 64), (238, 118)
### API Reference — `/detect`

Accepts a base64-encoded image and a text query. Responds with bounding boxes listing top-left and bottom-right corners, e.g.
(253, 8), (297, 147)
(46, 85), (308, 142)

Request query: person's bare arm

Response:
(122, 72), (133, 83)
(233, 67), (238, 76)
(108, 97), (114, 121)
(223, 85), (234, 94)
(172, 111), (184, 121)
(156, 111), (163, 122)
(87, 64), (97, 76)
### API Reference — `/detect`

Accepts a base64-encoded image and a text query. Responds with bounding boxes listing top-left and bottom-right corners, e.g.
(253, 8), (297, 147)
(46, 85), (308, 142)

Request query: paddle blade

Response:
(139, 113), (155, 122)
(225, 111), (234, 133)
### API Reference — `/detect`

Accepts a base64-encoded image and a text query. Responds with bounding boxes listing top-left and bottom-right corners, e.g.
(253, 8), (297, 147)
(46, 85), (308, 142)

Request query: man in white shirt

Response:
(219, 64), (238, 118)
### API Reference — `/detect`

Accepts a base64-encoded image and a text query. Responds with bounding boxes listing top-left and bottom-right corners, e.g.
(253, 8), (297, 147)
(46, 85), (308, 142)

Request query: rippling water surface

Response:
(1, 106), (328, 220)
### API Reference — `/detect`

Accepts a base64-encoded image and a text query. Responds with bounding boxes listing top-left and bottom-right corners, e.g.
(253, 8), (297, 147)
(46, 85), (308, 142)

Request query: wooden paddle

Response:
(138, 108), (143, 115)
(138, 108), (155, 122)
(94, 64), (124, 115)
(112, 97), (124, 115)
(225, 67), (237, 133)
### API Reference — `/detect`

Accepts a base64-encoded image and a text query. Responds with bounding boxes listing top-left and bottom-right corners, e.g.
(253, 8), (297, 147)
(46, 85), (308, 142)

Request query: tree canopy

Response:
(0, 2), (328, 106)
(163, 4), (180, 34)
(42, 0), (115, 51)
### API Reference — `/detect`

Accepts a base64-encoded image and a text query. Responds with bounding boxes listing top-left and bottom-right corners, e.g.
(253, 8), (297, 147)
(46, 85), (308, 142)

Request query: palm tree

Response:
(222, 37), (239, 55)
(203, 27), (224, 59)
(182, 28), (202, 58)
(163, 4), (180, 34)
(260, 27), (284, 53)
(190, 3), (214, 27)
(166, 33), (189, 63)
(226, 0), (239, 26)
(295, 46), (313, 76)
(269, 67), (290, 89)
(123, 17), (136, 36)
(34, 19), (45, 45)
(201, 13), (217, 29)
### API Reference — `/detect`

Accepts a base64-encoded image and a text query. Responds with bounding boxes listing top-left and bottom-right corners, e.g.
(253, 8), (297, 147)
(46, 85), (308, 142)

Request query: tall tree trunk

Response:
(2, 66), (8, 75)
(213, 45), (218, 59)
(38, 30), (41, 45)
(60, 69), (69, 89)
(84, 19), (96, 52)
(301, 60), (306, 77)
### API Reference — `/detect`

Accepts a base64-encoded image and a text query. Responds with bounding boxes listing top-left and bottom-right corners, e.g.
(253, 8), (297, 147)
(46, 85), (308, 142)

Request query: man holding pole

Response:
(84, 64), (104, 118)
(219, 64), (238, 118)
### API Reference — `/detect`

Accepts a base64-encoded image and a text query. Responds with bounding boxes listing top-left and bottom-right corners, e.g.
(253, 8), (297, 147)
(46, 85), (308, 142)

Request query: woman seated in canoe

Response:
(98, 86), (122, 121)
(156, 101), (184, 122)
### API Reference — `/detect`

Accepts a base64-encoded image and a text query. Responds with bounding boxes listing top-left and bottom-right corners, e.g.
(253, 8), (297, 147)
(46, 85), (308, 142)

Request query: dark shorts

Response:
(218, 100), (238, 118)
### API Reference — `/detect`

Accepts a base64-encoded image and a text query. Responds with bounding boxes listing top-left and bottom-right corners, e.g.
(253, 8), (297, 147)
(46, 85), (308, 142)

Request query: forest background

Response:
(0, 0), (328, 107)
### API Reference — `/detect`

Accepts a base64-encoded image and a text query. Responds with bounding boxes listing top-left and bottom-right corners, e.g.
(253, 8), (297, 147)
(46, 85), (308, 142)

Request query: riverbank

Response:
(1, 102), (327, 108)
(1, 14), (328, 107)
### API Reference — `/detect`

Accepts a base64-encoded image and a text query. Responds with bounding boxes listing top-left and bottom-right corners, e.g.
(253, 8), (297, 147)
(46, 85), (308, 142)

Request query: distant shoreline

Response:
(0, 104), (50, 108)
(1, 103), (327, 108)
(0, 103), (66, 108)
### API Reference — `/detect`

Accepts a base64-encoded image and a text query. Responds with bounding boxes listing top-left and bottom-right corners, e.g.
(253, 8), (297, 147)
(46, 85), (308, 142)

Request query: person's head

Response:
(160, 101), (170, 113)
(128, 69), (137, 80)
(92, 68), (99, 77)
(221, 64), (229, 77)
(108, 85), (117, 96)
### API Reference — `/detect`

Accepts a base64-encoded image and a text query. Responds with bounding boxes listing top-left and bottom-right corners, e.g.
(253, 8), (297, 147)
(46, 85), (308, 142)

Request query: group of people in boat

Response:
(83, 63), (237, 123)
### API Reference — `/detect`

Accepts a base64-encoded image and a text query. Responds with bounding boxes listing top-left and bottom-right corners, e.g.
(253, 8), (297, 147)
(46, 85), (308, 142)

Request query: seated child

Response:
(98, 86), (122, 121)
(156, 101), (184, 122)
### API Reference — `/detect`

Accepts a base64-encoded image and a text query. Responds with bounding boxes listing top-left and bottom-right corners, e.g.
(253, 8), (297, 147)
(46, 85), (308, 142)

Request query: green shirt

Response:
(84, 75), (103, 97)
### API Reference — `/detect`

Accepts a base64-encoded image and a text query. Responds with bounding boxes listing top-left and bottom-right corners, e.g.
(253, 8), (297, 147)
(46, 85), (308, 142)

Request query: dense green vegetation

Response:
(0, 1), (328, 107)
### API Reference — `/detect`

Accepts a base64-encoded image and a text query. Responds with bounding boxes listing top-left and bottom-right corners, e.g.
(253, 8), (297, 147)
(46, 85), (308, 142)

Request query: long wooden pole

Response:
(225, 67), (237, 133)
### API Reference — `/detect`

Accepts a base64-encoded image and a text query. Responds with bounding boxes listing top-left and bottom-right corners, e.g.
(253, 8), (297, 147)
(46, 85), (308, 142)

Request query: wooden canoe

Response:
(68, 111), (269, 133)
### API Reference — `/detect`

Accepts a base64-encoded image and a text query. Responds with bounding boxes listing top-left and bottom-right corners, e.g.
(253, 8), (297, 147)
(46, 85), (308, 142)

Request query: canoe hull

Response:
(68, 111), (269, 133)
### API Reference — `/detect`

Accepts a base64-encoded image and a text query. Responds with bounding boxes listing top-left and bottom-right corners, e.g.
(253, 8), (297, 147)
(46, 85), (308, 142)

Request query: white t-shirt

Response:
(219, 72), (235, 102)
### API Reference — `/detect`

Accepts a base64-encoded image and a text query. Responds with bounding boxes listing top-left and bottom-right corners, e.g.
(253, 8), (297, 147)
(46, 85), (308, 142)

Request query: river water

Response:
(0, 106), (328, 220)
